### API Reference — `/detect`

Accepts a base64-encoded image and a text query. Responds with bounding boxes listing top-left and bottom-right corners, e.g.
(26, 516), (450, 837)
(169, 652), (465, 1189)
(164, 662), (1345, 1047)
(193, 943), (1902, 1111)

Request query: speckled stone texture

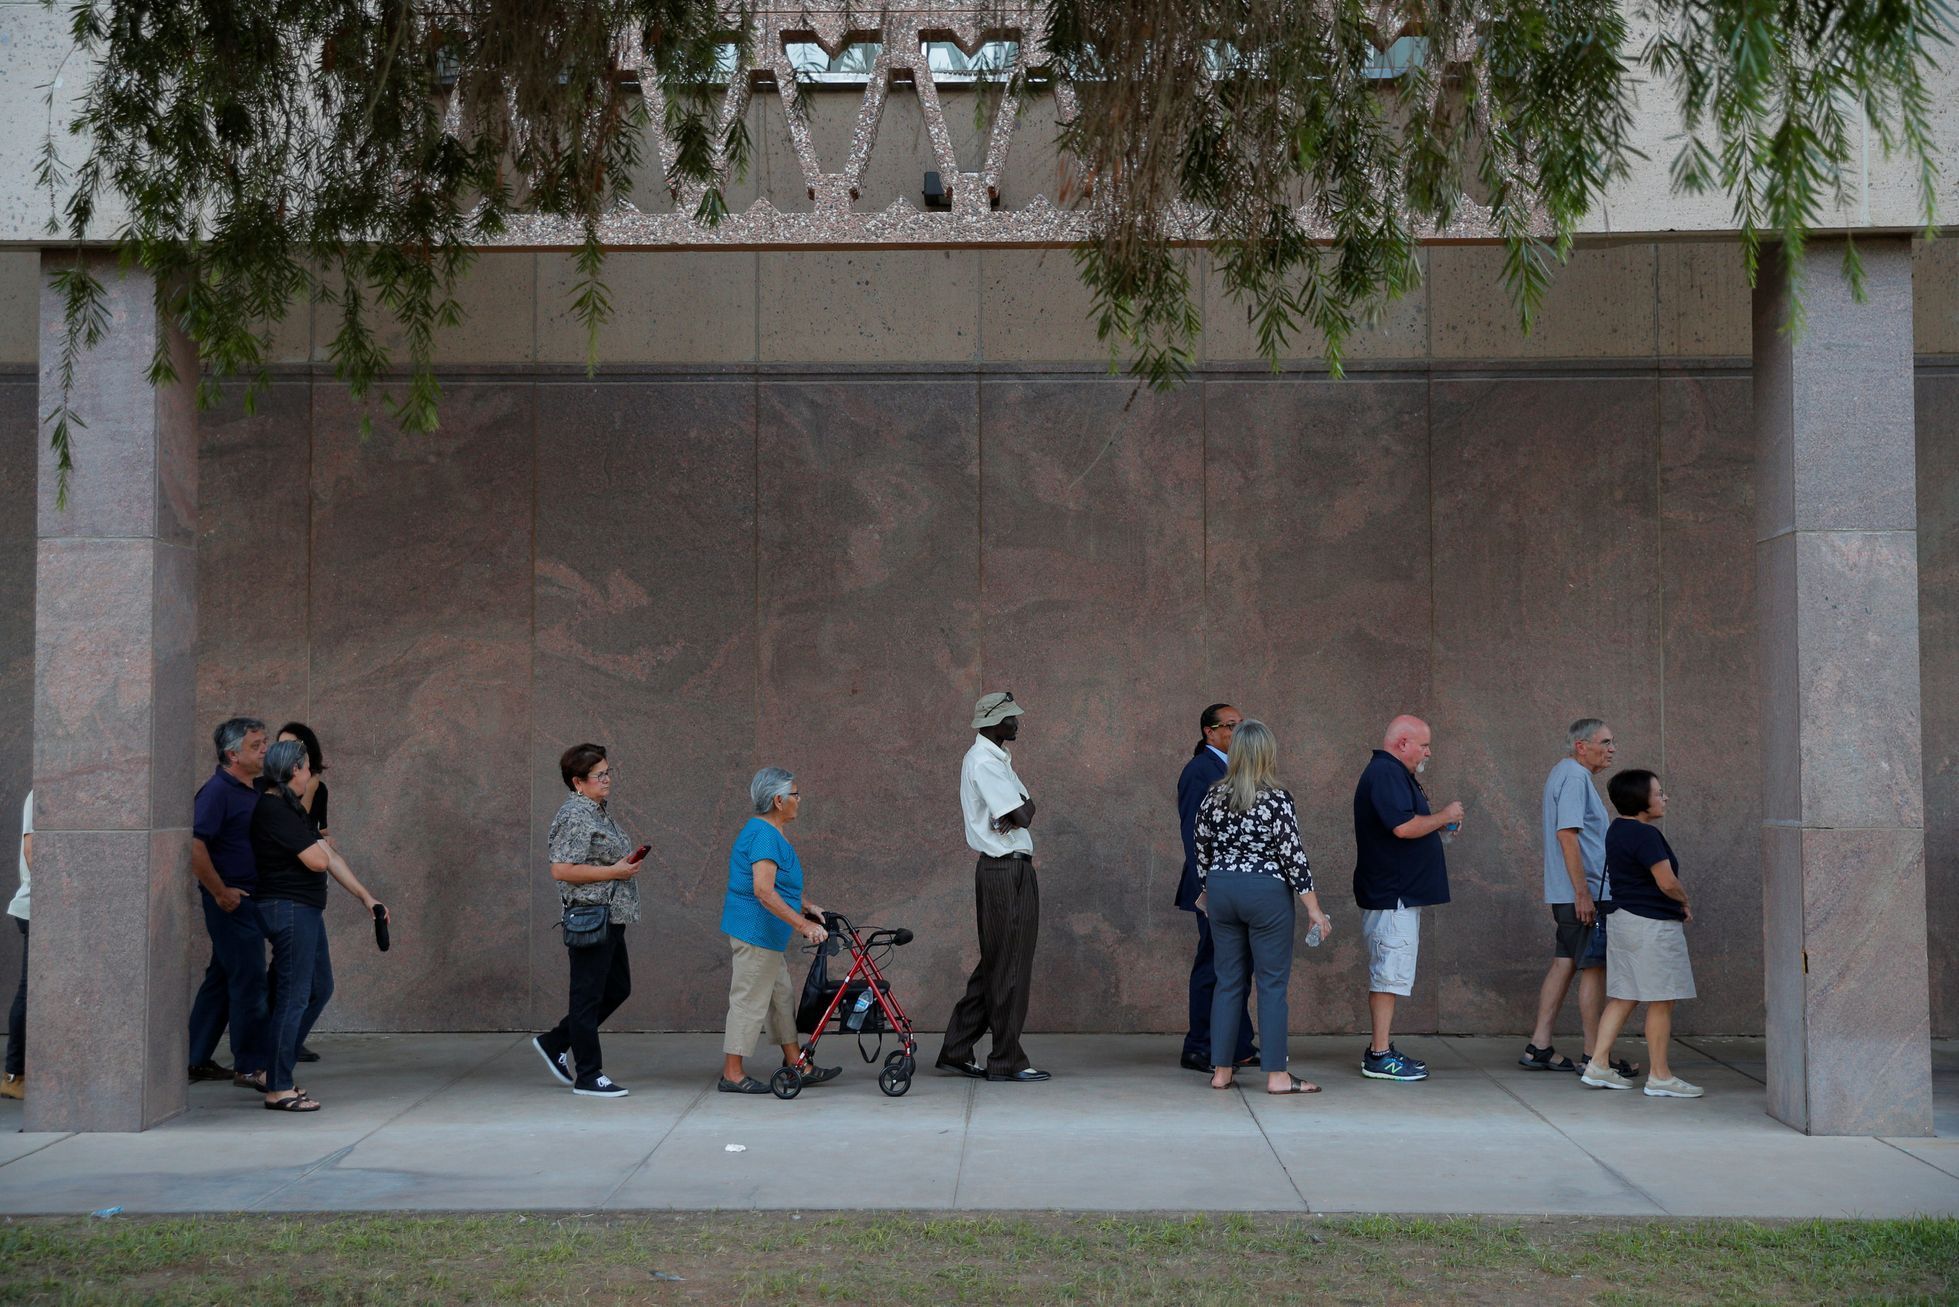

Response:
(1915, 370), (1958, 1040)
(1755, 239), (1932, 1136)
(29, 256), (197, 1132)
(158, 358), (1953, 1051)
(0, 373), (33, 1013)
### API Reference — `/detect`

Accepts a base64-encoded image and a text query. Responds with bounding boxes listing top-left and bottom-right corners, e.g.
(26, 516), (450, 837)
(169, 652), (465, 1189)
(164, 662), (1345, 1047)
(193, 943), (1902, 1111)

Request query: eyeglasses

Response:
(1209, 720), (1242, 732)
(587, 770), (615, 783)
(787, 791), (800, 799)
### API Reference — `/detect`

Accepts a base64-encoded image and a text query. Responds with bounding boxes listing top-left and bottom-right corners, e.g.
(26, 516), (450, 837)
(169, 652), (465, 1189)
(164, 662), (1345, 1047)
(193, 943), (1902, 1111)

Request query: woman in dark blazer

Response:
(1177, 703), (1254, 1072)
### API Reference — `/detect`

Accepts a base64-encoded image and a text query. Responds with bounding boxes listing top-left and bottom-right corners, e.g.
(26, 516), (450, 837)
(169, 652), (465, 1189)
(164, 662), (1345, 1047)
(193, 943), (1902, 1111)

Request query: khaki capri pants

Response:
(724, 936), (799, 1057)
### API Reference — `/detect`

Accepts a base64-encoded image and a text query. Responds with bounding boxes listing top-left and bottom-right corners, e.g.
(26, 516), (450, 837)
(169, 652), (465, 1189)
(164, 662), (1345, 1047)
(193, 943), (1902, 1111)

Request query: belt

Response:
(979, 851), (1033, 863)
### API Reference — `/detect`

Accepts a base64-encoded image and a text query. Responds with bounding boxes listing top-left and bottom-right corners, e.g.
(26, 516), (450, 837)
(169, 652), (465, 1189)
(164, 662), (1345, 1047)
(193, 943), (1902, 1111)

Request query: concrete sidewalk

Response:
(0, 1035), (1953, 1217)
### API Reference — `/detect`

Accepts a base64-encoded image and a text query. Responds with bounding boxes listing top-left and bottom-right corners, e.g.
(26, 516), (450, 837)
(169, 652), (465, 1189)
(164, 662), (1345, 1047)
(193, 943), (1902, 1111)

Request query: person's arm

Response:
(1192, 794), (1216, 912)
(189, 837), (246, 911)
(994, 797), (1036, 831)
(1557, 828), (1596, 924)
(298, 841), (387, 918)
(1649, 860), (1691, 921)
(551, 859), (639, 885)
(750, 860), (826, 943)
(19, 832), (28, 871)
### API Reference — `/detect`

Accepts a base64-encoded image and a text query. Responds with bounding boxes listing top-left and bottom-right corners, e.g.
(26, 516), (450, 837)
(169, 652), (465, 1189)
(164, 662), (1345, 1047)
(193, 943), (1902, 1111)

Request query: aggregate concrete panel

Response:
(1203, 377), (1432, 1035)
(529, 381), (759, 1031)
(315, 253), (537, 367)
(536, 252), (757, 367)
(1916, 238), (1959, 357)
(307, 383), (536, 1031)
(978, 378), (1205, 1034)
(759, 250), (979, 364)
(978, 248), (1107, 364)
(1656, 241), (1752, 359)
(0, 253), (38, 365)
(1428, 376), (1664, 1034)
(1201, 250), (1430, 364)
(1429, 245), (1657, 360)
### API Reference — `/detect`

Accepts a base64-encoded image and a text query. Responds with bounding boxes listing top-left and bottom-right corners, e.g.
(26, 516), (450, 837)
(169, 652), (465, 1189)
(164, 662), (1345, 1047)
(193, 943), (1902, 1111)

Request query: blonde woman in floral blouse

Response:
(532, 743), (644, 1099)
(1194, 720), (1333, 1095)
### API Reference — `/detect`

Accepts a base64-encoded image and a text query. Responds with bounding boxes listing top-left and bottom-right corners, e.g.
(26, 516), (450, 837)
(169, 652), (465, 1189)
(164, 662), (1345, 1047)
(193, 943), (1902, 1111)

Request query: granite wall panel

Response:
(978, 378), (1205, 1033)
(163, 364), (1954, 1038)
(529, 380), (759, 1031)
(307, 383), (535, 1031)
(1429, 377), (1665, 1034)
(1917, 371), (1959, 1037)
(755, 380), (982, 1037)
(1203, 378), (1433, 1036)
(0, 377), (33, 1021)
(1658, 376), (1764, 1033)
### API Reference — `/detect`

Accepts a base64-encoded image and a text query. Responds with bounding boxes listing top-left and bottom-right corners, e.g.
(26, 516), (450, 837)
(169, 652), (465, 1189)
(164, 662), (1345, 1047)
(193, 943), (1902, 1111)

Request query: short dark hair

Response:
(560, 743), (608, 791)
(212, 717), (265, 766)
(1194, 703), (1234, 758)
(277, 722), (325, 775)
(1608, 768), (1659, 816)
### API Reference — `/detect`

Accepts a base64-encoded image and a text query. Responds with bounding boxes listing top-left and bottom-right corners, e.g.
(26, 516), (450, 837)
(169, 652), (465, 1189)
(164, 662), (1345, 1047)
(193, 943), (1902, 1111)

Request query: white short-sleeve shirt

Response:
(962, 735), (1034, 858)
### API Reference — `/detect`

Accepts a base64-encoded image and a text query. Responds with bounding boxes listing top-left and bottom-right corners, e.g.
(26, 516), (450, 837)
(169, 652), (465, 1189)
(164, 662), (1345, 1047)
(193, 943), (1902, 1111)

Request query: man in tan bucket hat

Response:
(935, 691), (1050, 1083)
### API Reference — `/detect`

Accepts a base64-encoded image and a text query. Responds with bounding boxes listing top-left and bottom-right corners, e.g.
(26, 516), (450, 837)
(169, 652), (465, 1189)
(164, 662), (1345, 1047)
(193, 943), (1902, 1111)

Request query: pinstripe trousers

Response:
(939, 854), (1040, 1076)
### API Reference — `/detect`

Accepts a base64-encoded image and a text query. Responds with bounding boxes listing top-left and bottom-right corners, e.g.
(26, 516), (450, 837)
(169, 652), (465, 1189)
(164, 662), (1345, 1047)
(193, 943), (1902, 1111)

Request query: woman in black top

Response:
(276, 723), (332, 1064)
(1193, 720), (1334, 1095)
(251, 740), (386, 1111)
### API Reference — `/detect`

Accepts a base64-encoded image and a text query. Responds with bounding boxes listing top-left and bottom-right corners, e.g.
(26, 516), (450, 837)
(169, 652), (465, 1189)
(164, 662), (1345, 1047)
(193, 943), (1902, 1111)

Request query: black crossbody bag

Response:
(560, 883), (615, 948)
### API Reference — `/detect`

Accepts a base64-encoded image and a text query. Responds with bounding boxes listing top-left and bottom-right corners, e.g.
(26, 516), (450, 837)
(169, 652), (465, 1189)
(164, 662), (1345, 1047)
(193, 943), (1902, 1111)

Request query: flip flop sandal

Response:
(1268, 1076), (1322, 1095)
(264, 1093), (320, 1112)
(1210, 1079), (1235, 1091)
(717, 1076), (772, 1094)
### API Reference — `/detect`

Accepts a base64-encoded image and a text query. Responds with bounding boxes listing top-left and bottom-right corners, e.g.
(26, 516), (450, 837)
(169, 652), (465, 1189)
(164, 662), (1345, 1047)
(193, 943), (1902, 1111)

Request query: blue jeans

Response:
(268, 928), (335, 1053)
(257, 899), (325, 1093)
(1207, 872), (1295, 1074)
(187, 890), (267, 1074)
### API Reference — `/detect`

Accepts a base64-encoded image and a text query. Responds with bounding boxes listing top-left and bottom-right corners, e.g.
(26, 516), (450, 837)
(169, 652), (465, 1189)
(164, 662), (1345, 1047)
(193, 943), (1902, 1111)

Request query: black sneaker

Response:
(188, 1060), (233, 1083)
(295, 1045), (321, 1064)
(572, 1073), (629, 1098)
(531, 1036), (574, 1087)
(1361, 1046), (1428, 1081)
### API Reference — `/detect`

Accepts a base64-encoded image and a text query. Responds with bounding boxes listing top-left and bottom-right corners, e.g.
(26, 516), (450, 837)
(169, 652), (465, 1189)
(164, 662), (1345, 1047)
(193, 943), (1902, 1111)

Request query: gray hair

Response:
(213, 716), (265, 766)
(750, 766), (796, 815)
(1568, 718), (1608, 750)
(263, 738), (309, 799)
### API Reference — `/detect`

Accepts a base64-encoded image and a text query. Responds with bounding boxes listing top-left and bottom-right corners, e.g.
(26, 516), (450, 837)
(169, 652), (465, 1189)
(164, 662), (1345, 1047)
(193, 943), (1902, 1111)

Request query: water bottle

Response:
(1439, 821), (1461, 846)
(1304, 919), (1324, 948)
(845, 987), (876, 1032)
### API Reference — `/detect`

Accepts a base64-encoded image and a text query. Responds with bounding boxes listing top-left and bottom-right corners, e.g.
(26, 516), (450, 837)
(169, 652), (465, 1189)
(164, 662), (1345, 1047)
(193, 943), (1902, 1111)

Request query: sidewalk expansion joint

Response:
(598, 1078), (718, 1210)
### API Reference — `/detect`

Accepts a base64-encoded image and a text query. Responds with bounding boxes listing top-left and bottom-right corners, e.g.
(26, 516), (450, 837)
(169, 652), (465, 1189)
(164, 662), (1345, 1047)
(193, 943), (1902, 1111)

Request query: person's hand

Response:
(798, 919), (828, 944)
(609, 857), (641, 881)
(1439, 800), (1464, 826)
(216, 885), (248, 913)
(1194, 891), (1208, 916)
(802, 904), (824, 922)
(364, 896), (389, 922)
(1307, 906), (1333, 940)
(1682, 904), (1694, 925)
(1573, 889), (1597, 926)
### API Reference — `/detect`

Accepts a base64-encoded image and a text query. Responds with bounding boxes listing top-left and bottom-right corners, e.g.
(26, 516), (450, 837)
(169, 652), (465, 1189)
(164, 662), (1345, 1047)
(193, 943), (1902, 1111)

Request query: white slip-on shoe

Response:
(1580, 1062), (1636, 1090)
(1643, 1075), (1704, 1098)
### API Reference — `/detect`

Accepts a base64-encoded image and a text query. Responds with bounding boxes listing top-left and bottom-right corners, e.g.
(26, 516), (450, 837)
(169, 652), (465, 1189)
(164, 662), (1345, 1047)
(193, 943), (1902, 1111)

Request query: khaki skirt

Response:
(1604, 910), (1696, 1002)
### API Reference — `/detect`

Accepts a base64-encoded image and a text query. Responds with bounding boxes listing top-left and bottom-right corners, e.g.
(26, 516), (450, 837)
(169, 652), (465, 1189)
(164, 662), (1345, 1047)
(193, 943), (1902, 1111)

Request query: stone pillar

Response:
(26, 254), (197, 1132)
(1754, 238), (1931, 1137)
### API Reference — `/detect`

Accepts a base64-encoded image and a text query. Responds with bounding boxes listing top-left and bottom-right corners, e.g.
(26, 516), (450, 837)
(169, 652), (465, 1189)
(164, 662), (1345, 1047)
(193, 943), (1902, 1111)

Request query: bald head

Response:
(1383, 715), (1432, 772)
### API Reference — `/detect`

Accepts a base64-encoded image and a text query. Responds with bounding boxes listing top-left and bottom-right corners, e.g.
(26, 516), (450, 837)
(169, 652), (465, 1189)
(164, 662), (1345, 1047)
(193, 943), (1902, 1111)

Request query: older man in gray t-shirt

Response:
(1519, 718), (1623, 1075)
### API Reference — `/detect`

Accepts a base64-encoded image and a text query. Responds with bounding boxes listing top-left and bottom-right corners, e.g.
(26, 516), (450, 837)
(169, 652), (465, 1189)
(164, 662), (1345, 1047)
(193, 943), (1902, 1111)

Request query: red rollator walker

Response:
(777, 910), (918, 1099)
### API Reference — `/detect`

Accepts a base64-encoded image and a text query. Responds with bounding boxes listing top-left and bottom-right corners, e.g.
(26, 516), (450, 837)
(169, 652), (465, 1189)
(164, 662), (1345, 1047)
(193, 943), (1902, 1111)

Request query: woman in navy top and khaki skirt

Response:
(1582, 768), (1703, 1099)
(1194, 720), (1333, 1095)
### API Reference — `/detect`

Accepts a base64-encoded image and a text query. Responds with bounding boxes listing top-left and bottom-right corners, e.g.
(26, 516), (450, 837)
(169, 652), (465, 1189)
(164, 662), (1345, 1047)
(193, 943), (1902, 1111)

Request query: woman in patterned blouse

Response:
(532, 743), (644, 1099)
(1194, 719), (1333, 1095)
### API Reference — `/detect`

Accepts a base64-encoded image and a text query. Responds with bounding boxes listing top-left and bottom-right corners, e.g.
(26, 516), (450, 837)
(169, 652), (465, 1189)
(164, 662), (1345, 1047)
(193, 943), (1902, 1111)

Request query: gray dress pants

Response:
(1206, 872), (1295, 1073)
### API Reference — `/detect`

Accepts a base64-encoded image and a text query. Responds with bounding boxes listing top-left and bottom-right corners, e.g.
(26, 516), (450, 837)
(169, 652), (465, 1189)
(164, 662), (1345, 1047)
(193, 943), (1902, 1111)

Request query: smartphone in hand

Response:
(628, 845), (650, 864)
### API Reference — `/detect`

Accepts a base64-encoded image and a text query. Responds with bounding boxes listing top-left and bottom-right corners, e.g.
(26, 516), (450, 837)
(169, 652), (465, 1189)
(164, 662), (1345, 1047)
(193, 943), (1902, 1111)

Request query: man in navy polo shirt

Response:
(186, 717), (270, 1085)
(1352, 715), (1463, 1082)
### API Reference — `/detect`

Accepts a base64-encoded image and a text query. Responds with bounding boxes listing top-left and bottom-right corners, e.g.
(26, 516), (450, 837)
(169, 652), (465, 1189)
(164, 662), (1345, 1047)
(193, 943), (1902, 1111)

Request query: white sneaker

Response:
(1643, 1075), (1704, 1098)
(1581, 1062), (1635, 1090)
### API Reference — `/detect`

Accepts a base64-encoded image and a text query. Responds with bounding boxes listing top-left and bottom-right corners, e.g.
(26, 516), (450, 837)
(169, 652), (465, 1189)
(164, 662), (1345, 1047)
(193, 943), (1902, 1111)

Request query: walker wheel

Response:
(771, 1066), (803, 1100)
(884, 1050), (915, 1077)
(878, 1067), (911, 1097)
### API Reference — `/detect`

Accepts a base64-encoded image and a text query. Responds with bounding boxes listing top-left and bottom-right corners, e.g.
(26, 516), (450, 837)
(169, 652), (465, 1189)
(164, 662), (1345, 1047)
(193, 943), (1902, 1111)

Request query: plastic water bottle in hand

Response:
(1304, 919), (1324, 948)
(1439, 821), (1461, 846)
